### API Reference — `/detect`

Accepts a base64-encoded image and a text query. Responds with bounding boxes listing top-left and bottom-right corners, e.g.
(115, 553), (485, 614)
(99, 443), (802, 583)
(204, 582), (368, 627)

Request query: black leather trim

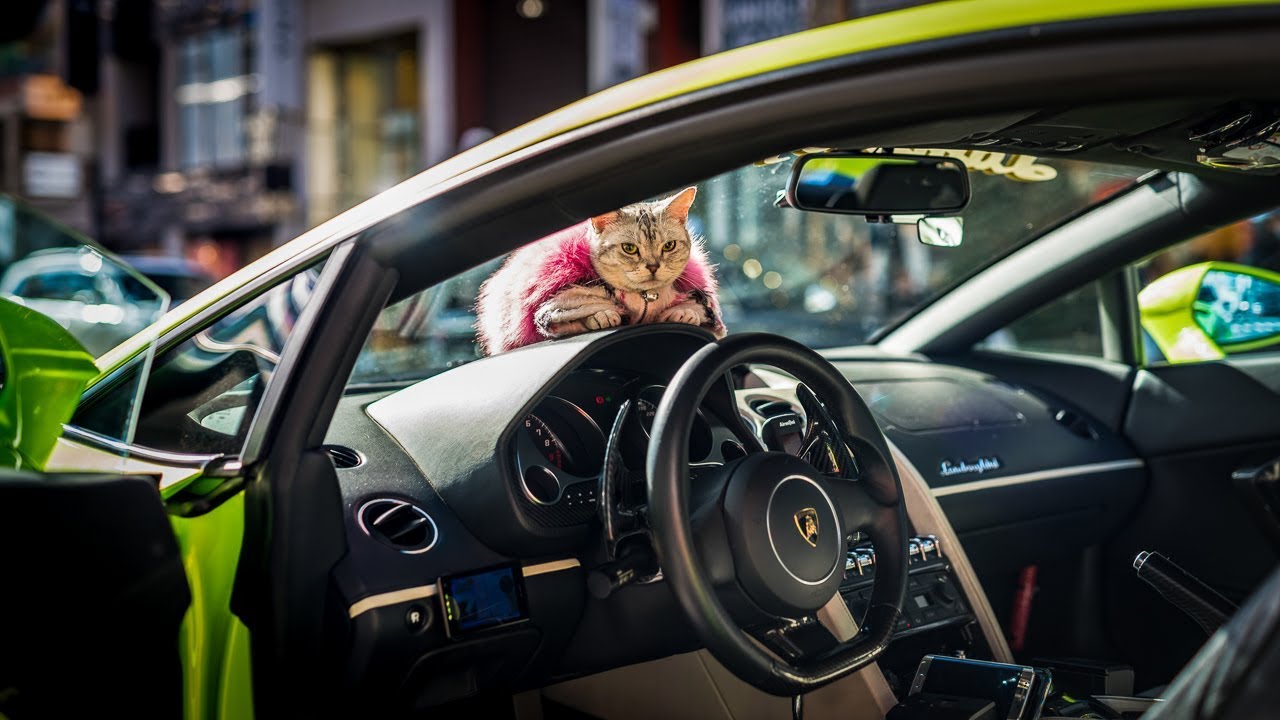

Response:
(1146, 565), (1280, 720)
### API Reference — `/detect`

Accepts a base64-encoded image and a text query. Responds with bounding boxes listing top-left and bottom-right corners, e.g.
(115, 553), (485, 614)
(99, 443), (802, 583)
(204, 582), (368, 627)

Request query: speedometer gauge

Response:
(633, 385), (714, 461)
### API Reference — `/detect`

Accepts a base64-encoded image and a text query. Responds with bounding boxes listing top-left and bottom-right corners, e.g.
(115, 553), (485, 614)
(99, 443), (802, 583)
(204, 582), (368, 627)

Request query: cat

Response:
(475, 187), (725, 355)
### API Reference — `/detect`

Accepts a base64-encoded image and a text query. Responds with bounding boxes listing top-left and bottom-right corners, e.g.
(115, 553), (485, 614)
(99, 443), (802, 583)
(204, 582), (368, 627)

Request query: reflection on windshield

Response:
(350, 154), (1146, 385)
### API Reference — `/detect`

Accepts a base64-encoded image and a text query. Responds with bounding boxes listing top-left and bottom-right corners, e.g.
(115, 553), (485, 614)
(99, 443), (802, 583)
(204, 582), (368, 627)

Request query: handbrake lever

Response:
(1133, 550), (1237, 636)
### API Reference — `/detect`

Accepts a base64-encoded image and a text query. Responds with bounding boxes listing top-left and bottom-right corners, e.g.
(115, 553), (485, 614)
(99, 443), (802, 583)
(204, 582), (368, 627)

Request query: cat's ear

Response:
(590, 211), (620, 234)
(660, 187), (697, 223)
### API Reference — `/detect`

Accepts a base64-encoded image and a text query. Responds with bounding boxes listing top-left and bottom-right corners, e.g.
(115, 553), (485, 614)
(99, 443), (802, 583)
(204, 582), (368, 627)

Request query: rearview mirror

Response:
(1139, 261), (1280, 363)
(786, 152), (970, 217)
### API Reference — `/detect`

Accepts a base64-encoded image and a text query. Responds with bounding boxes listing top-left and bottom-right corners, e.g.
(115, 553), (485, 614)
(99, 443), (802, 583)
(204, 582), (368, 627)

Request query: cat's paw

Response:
(583, 307), (623, 330)
(659, 303), (707, 326)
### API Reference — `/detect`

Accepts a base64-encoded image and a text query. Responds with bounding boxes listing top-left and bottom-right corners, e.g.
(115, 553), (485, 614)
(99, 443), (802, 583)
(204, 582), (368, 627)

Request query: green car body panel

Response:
(1, 0), (1271, 716)
(174, 493), (255, 720)
(1139, 261), (1280, 362)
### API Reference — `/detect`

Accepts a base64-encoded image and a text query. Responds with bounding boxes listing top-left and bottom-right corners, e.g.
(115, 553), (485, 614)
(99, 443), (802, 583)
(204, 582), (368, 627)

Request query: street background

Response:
(0, 0), (930, 272)
(1, 0), (1277, 365)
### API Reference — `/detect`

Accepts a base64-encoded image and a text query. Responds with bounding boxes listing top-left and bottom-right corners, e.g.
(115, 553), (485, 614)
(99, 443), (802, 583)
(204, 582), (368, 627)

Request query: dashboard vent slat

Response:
(324, 445), (364, 469)
(357, 498), (438, 554)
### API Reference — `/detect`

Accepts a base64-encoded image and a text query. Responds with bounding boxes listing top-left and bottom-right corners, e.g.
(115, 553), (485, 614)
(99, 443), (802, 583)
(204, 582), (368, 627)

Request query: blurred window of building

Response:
(307, 33), (419, 226)
(177, 27), (252, 169)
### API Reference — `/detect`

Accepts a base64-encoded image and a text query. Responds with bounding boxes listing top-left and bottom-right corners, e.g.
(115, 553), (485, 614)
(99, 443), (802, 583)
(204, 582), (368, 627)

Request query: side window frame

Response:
(63, 249), (336, 466)
(979, 270), (1136, 365)
(1097, 267), (1144, 366)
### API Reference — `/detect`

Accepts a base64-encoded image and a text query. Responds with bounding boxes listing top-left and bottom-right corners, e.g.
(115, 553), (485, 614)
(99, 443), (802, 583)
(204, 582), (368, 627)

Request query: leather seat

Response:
(1145, 565), (1280, 720)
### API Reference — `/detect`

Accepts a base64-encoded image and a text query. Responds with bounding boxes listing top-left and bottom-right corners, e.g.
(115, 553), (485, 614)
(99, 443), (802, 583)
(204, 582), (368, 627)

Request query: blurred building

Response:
(0, 1), (96, 235)
(0, 0), (924, 277)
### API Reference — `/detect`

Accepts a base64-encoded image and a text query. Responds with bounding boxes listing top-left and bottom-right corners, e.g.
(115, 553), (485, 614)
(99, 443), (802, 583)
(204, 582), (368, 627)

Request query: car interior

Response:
(11, 17), (1280, 720)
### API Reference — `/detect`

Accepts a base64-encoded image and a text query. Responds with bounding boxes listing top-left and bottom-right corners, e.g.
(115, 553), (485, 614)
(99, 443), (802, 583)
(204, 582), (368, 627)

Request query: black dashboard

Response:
(320, 325), (1145, 708)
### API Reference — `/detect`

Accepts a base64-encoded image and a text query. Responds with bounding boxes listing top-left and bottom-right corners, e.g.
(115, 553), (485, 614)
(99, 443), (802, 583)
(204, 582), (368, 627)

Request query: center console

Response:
(753, 532), (996, 695)
(885, 654), (1162, 720)
(847, 535), (995, 695)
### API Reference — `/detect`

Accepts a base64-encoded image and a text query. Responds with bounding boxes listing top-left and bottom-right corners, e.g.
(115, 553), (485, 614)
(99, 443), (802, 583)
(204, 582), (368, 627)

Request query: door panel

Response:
(0, 471), (190, 717)
(1113, 359), (1280, 687)
(1126, 360), (1280, 455)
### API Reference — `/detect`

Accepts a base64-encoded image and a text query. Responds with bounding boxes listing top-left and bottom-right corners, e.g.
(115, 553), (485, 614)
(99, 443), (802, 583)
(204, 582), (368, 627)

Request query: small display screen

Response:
(440, 565), (528, 636)
(918, 656), (1031, 719)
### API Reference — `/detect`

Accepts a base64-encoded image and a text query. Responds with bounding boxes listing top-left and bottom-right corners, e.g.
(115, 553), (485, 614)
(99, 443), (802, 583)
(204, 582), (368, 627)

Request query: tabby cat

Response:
(475, 187), (724, 355)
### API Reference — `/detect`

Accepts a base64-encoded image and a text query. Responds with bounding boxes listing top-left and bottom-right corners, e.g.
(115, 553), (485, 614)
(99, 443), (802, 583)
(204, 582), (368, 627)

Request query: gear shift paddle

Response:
(1133, 551), (1237, 636)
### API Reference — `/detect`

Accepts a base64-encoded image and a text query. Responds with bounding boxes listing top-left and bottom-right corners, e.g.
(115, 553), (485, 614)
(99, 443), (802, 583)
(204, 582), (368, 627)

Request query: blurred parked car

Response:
(0, 249), (211, 355)
(118, 255), (215, 304)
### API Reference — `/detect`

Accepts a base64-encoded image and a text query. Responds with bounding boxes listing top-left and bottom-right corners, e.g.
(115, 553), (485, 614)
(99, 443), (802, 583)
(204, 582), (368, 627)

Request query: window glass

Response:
(1138, 211), (1280, 364)
(0, 196), (167, 358)
(0, 195), (167, 448)
(980, 282), (1105, 358)
(72, 262), (325, 455)
(177, 28), (249, 169)
(346, 153), (1143, 387)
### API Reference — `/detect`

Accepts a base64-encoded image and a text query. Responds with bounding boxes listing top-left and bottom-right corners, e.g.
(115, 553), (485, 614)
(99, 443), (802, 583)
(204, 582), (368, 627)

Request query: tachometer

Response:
(517, 397), (605, 478)
(523, 414), (571, 470)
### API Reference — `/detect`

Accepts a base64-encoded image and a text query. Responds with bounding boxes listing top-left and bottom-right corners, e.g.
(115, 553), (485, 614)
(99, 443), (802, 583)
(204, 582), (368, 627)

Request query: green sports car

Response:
(6, 1), (1280, 718)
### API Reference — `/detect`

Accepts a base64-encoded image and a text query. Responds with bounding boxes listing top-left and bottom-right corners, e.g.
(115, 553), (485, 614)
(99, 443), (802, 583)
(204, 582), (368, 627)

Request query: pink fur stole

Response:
(476, 222), (723, 355)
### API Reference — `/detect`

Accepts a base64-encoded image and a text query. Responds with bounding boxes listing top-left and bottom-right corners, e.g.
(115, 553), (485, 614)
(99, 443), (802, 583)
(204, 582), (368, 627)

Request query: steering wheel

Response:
(646, 333), (907, 696)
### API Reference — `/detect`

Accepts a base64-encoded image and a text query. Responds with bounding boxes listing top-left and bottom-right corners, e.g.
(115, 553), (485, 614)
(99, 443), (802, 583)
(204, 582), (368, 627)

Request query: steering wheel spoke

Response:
(827, 478), (880, 536)
(815, 591), (860, 643)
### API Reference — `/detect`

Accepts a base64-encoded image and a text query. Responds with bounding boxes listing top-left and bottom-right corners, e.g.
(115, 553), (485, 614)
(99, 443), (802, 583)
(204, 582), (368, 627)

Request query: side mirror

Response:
(785, 152), (970, 218)
(1139, 261), (1280, 363)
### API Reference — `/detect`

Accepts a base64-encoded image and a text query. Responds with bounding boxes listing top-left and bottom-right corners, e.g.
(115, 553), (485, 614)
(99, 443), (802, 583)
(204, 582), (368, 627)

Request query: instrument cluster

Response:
(512, 369), (741, 522)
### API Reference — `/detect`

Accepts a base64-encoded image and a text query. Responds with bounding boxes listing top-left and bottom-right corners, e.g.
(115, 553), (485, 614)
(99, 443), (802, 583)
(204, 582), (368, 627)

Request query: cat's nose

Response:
(646, 263), (660, 274)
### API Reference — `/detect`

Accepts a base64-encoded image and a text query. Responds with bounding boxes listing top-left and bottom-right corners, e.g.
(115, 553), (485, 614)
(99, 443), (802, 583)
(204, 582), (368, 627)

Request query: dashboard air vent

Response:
(324, 444), (364, 469)
(1053, 409), (1098, 440)
(751, 399), (798, 417)
(357, 498), (438, 553)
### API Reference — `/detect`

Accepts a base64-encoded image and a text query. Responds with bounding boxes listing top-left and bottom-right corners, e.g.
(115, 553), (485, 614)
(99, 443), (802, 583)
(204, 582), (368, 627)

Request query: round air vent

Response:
(324, 444), (364, 469)
(357, 498), (438, 553)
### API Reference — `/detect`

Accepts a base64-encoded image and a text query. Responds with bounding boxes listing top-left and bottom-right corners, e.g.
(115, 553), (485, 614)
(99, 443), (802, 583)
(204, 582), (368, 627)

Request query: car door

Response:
(0, 229), (192, 716)
(34, 244), (360, 719)
(942, 209), (1280, 688)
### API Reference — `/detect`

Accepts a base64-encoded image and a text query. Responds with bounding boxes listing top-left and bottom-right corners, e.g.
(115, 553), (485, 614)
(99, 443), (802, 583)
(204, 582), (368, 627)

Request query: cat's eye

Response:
(621, 243), (639, 255)
(662, 240), (676, 252)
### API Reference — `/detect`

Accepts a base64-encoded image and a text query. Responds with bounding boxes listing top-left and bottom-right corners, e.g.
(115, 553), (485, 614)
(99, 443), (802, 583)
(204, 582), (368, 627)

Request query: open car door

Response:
(0, 199), (194, 716)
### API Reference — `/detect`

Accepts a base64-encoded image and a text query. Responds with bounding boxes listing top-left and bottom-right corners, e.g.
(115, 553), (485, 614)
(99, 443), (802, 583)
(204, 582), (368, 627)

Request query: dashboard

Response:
(319, 325), (1145, 708)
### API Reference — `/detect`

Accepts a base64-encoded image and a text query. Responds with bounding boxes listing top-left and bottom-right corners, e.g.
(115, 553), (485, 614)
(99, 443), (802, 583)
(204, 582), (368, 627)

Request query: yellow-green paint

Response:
(0, 298), (97, 470)
(1139, 261), (1280, 363)
(96, 0), (1278, 376)
(173, 492), (254, 720)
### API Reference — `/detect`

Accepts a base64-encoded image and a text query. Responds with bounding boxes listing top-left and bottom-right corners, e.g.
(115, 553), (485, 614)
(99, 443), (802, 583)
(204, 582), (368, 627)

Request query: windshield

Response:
(350, 151), (1146, 386)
